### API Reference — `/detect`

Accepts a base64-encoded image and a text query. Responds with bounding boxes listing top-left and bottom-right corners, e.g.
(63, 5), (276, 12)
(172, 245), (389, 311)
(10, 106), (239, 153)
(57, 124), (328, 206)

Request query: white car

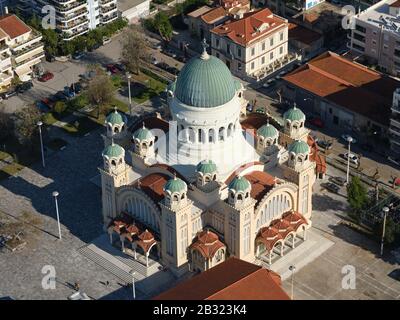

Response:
(103, 37), (111, 45)
(262, 79), (275, 88)
(343, 152), (359, 165)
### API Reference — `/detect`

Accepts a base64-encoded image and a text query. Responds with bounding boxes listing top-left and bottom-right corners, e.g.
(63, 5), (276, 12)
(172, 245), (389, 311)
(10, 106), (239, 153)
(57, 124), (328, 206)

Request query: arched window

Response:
(237, 194), (243, 201)
(219, 127), (225, 141)
(111, 160), (116, 166)
(114, 126), (119, 133)
(173, 194), (179, 201)
(188, 127), (195, 143)
(228, 123), (233, 137)
(208, 128), (214, 143)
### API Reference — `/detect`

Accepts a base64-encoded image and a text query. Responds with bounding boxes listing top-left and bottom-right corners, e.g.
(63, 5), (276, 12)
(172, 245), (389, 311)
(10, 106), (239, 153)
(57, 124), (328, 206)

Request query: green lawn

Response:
(133, 77), (166, 104)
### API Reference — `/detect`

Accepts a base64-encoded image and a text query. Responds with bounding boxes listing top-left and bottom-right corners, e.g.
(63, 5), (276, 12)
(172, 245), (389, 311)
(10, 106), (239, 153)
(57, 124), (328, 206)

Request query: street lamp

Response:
(346, 136), (354, 184)
(37, 121), (45, 168)
(52, 191), (62, 240)
(127, 73), (132, 117)
(380, 206), (390, 256)
(130, 270), (136, 299)
(289, 265), (296, 300)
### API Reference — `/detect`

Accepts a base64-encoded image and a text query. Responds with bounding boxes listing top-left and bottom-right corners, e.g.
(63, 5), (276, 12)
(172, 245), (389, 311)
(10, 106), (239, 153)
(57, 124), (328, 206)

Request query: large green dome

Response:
(288, 140), (309, 155)
(283, 106), (305, 122)
(196, 160), (217, 174)
(229, 176), (251, 192)
(257, 122), (278, 139)
(102, 142), (124, 158)
(164, 176), (187, 194)
(174, 54), (237, 108)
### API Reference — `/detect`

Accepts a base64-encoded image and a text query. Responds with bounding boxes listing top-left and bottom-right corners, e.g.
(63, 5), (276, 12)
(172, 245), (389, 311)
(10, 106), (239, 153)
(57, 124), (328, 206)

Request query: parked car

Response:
(322, 182), (340, 194)
(114, 63), (126, 73)
(262, 79), (275, 88)
(35, 100), (50, 113)
(54, 91), (68, 101)
(38, 72), (54, 82)
(330, 176), (346, 186)
(1, 89), (17, 99)
(167, 66), (180, 75)
(316, 140), (333, 150)
(72, 51), (85, 60)
(41, 97), (56, 109)
(63, 87), (75, 99)
(106, 64), (119, 74)
(45, 54), (55, 62)
(307, 117), (324, 128)
(341, 134), (357, 144)
(103, 37), (111, 45)
(72, 82), (82, 94)
(342, 152), (359, 165)
(176, 55), (187, 63)
(163, 48), (177, 58)
(16, 81), (33, 93)
(156, 62), (170, 71)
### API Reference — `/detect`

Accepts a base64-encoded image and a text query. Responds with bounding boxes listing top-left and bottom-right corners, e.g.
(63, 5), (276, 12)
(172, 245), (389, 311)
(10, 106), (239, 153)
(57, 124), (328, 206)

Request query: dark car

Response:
(35, 100), (50, 113)
(16, 81), (33, 93)
(45, 54), (55, 62)
(156, 62), (170, 71)
(166, 66), (180, 75)
(322, 182), (340, 194)
(115, 63), (126, 72)
(63, 87), (75, 99)
(72, 82), (82, 94)
(72, 51), (85, 60)
(54, 91), (68, 101)
(106, 64), (119, 74)
(317, 140), (333, 150)
(1, 89), (17, 99)
(329, 176), (346, 186)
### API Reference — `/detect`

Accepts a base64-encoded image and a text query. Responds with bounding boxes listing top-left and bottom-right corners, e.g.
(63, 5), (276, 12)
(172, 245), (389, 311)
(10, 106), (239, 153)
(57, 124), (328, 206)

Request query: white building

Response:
(0, 13), (44, 88)
(117, 0), (150, 24)
(210, 8), (289, 81)
(19, 0), (118, 41)
(348, 0), (400, 77)
(99, 47), (326, 276)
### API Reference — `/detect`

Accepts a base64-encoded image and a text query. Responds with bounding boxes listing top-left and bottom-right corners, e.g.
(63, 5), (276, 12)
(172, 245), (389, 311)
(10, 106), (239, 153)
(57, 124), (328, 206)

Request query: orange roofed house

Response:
(186, 0), (250, 42)
(210, 8), (289, 80)
(0, 13), (44, 90)
(282, 51), (400, 138)
(153, 257), (290, 300)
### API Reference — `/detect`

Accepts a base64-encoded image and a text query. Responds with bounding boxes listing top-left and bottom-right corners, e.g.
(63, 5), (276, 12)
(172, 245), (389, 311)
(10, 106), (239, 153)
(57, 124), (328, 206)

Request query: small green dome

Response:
(164, 176), (187, 193)
(283, 106), (305, 122)
(229, 176), (251, 192)
(196, 160), (217, 174)
(257, 122), (278, 139)
(106, 108), (126, 125)
(174, 53), (236, 108)
(133, 124), (153, 141)
(102, 142), (124, 158)
(288, 140), (309, 155)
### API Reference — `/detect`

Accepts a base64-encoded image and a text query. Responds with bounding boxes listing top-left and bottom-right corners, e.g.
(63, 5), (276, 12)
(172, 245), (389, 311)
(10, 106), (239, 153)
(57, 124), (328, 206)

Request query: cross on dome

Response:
(200, 38), (209, 60)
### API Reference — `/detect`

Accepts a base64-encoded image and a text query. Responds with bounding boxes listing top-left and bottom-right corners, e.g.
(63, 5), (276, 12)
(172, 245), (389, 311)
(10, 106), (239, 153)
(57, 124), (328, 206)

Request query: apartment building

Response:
(210, 8), (289, 80)
(17, 0), (118, 41)
(390, 88), (400, 156)
(0, 13), (44, 89)
(348, 0), (400, 77)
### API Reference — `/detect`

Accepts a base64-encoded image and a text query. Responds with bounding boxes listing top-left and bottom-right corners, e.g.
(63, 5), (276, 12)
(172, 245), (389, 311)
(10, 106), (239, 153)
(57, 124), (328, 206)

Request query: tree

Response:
(13, 105), (42, 147)
(154, 12), (173, 42)
(0, 103), (13, 142)
(54, 101), (67, 114)
(346, 176), (368, 222)
(374, 217), (400, 245)
(87, 66), (115, 118)
(121, 25), (148, 74)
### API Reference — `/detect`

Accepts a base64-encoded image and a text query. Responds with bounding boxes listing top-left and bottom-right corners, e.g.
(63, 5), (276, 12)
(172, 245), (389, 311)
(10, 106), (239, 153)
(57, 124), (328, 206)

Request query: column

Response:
(109, 232), (113, 244)
(269, 251), (272, 265)
(146, 252), (149, 267)
(121, 237), (125, 252)
(303, 228), (307, 241)
(292, 235), (295, 248)
(280, 244), (284, 257)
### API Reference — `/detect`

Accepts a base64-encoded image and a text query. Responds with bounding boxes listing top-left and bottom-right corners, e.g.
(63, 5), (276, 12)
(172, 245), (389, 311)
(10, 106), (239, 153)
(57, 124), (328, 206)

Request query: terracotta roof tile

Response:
(201, 7), (227, 24)
(137, 173), (170, 203)
(283, 51), (400, 126)
(211, 8), (287, 46)
(0, 15), (31, 39)
(153, 257), (289, 300)
(244, 171), (276, 206)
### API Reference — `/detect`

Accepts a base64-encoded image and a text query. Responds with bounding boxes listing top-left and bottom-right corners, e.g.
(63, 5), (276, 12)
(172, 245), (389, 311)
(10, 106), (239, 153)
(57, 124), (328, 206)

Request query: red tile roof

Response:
(201, 7), (227, 24)
(288, 22), (322, 45)
(211, 8), (287, 46)
(153, 257), (290, 300)
(0, 15), (31, 39)
(283, 51), (400, 126)
(390, 0), (400, 7)
(190, 230), (225, 259)
(244, 171), (276, 206)
(137, 173), (170, 203)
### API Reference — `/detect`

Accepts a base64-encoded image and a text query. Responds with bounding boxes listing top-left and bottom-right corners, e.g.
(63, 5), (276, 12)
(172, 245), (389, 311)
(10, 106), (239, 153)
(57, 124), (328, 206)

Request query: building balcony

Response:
(100, 0), (116, 4)
(57, 8), (88, 23)
(0, 71), (13, 86)
(100, 13), (118, 24)
(14, 51), (45, 68)
(10, 32), (42, 52)
(56, 1), (87, 14)
(12, 41), (44, 59)
(57, 18), (89, 32)
(62, 27), (89, 41)
(100, 5), (117, 15)
(14, 45), (45, 66)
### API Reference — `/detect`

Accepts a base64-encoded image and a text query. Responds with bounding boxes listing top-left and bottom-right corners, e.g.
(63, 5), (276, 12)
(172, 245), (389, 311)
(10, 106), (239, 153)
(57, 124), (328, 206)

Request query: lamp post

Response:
(127, 73), (132, 117)
(37, 121), (45, 168)
(380, 206), (390, 256)
(130, 270), (136, 300)
(289, 265), (296, 300)
(346, 136), (353, 184)
(52, 191), (62, 240)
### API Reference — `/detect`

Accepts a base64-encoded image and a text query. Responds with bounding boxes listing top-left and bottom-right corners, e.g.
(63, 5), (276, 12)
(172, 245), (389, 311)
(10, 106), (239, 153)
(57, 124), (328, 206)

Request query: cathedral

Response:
(99, 47), (325, 276)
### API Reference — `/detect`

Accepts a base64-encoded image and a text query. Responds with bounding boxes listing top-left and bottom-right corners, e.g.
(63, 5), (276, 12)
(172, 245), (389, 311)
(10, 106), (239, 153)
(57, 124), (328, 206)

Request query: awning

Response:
(15, 65), (32, 80)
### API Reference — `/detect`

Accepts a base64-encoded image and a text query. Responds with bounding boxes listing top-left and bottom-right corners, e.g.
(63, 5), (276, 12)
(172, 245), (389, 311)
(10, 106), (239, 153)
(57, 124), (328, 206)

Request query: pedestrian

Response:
(106, 281), (110, 287)
(74, 282), (80, 291)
